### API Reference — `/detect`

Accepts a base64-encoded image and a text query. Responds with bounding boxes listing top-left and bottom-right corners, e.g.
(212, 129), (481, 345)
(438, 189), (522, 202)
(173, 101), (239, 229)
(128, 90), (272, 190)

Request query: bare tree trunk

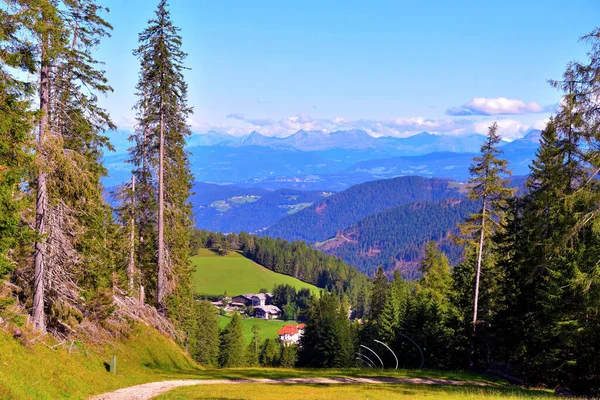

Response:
(128, 175), (136, 292)
(33, 37), (50, 333)
(469, 198), (487, 368)
(157, 98), (166, 313)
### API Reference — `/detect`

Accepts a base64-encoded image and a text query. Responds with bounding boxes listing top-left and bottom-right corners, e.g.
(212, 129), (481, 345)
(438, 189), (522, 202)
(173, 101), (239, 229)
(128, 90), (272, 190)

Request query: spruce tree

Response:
(10, 0), (115, 332)
(191, 300), (220, 367)
(246, 321), (260, 366)
(0, 6), (35, 280)
(259, 338), (281, 367)
(370, 267), (388, 323)
(131, 0), (194, 316)
(219, 313), (246, 367)
(280, 344), (298, 368)
(298, 293), (354, 368)
(417, 241), (451, 309)
(377, 291), (397, 343)
(459, 122), (514, 366)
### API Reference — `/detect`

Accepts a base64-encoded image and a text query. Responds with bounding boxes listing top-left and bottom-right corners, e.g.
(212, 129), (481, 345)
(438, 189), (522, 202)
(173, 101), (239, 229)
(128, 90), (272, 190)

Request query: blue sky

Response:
(96, 0), (599, 147)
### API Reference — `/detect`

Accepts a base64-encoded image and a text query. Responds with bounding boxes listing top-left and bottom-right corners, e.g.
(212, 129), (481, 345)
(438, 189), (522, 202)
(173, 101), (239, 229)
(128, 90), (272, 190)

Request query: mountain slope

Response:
(316, 198), (479, 278)
(265, 176), (464, 243)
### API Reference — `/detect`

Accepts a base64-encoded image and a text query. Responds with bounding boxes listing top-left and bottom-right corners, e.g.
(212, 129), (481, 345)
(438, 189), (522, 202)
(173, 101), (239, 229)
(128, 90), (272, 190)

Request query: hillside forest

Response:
(0, 0), (599, 396)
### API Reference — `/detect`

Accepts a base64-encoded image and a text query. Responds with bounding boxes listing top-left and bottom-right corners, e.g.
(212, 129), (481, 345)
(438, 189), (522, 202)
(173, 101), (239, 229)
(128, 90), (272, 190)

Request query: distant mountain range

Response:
(188, 129), (491, 153)
(102, 129), (541, 189)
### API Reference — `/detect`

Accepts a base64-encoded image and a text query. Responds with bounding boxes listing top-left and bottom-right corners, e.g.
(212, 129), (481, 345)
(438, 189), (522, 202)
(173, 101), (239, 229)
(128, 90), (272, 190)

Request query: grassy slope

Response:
(192, 249), (319, 297)
(0, 325), (201, 400)
(218, 315), (295, 345)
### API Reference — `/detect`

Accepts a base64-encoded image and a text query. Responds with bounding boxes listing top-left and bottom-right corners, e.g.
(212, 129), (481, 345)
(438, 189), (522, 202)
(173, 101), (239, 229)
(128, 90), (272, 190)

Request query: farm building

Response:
(254, 305), (281, 320)
(232, 292), (273, 307)
(278, 324), (306, 346)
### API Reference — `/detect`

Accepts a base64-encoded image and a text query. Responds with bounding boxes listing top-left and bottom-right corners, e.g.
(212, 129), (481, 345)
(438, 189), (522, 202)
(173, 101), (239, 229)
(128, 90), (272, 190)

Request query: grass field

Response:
(153, 369), (553, 400)
(158, 383), (554, 400)
(218, 315), (296, 344)
(191, 249), (319, 297)
(0, 324), (202, 400)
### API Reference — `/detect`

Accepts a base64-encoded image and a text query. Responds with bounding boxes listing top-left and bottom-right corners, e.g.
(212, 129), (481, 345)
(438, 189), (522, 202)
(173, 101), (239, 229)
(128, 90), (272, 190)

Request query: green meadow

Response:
(191, 249), (319, 297)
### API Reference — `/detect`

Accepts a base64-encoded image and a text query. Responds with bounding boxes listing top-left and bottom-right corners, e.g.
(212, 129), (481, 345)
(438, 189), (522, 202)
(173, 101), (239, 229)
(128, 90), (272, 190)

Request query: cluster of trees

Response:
(1, 0), (122, 333)
(0, 0), (196, 340)
(188, 302), (298, 368)
(191, 230), (371, 309)
(271, 284), (312, 321)
(295, 32), (600, 391)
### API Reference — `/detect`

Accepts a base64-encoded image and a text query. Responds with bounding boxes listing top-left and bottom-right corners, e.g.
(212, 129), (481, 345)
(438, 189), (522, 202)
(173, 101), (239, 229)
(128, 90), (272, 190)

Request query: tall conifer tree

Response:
(0, 5), (35, 280)
(131, 0), (193, 315)
(12, 0), (115, 332)
(459, 122), (514, 366)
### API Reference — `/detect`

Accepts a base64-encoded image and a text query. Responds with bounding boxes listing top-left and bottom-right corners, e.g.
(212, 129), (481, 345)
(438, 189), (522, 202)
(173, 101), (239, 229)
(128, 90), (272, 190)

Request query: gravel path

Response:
(90, 376), (492, 400)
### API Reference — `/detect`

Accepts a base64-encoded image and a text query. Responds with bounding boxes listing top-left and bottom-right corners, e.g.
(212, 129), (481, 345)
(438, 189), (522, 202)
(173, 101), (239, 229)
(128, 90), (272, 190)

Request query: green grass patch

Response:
(229, 195), (260, 205)
(191, 249), (319, 297)
(0, 325), (202, 400)
(158, 383), (553, 400)
(218, 315), (296, 345)
(155, 369), (552, 399)
(282, 202), (313, 215)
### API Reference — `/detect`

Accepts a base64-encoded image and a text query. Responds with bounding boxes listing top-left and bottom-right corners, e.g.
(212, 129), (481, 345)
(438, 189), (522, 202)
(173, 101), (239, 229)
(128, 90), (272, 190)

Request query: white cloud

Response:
(473, 119), (532, 140)
(113, 111), (547, 143)
(448, 97), (547, 116)
(533, 118), (550, 130)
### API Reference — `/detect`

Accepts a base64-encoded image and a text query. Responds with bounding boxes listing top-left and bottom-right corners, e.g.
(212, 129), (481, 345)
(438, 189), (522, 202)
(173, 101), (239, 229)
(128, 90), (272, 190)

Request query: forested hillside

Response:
(318, 198), (479, 277)
(266, 176), (464, 243)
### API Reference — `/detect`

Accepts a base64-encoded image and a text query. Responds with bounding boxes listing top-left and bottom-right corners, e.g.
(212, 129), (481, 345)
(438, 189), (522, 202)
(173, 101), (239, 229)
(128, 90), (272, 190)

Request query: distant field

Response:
(218, 315), (296, 345)
(191, 249), (319, 297)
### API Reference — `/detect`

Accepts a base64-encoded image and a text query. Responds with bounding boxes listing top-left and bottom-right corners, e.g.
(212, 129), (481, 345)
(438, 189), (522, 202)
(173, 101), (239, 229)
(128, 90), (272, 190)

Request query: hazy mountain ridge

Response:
(103, 129), (540, 189)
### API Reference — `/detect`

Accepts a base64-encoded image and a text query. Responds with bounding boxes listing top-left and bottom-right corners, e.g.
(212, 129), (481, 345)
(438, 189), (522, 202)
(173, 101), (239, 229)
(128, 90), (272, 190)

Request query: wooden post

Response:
(110, 355), (117, 375)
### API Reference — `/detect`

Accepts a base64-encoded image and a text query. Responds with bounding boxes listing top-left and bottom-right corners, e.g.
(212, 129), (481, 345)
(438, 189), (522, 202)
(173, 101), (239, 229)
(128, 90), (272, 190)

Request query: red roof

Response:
(278, 324), (306, 336)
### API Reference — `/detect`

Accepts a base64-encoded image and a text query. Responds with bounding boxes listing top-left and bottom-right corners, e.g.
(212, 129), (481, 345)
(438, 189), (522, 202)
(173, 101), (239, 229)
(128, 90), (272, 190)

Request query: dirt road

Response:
(90, 376), (492, 400)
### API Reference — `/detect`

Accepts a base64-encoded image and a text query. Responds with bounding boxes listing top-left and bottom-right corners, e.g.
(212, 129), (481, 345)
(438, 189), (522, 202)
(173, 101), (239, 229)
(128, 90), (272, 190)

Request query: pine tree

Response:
(459, 122), (514, 366)
(417, 241), (451, 309)
(259, 338), (281, 367)
(377, 291), (397, 344)
(246, 321), (260, 366)
(298, 293), (355, 368)
(190, 300), (219, 367)
(0, 6), (35, 280)
(131, 0), (194, 317)
(370, 267), (388, 323)
(219, 313), (246, 367)
(280, 344), (298, 368)
(9, 0), (115, 332)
